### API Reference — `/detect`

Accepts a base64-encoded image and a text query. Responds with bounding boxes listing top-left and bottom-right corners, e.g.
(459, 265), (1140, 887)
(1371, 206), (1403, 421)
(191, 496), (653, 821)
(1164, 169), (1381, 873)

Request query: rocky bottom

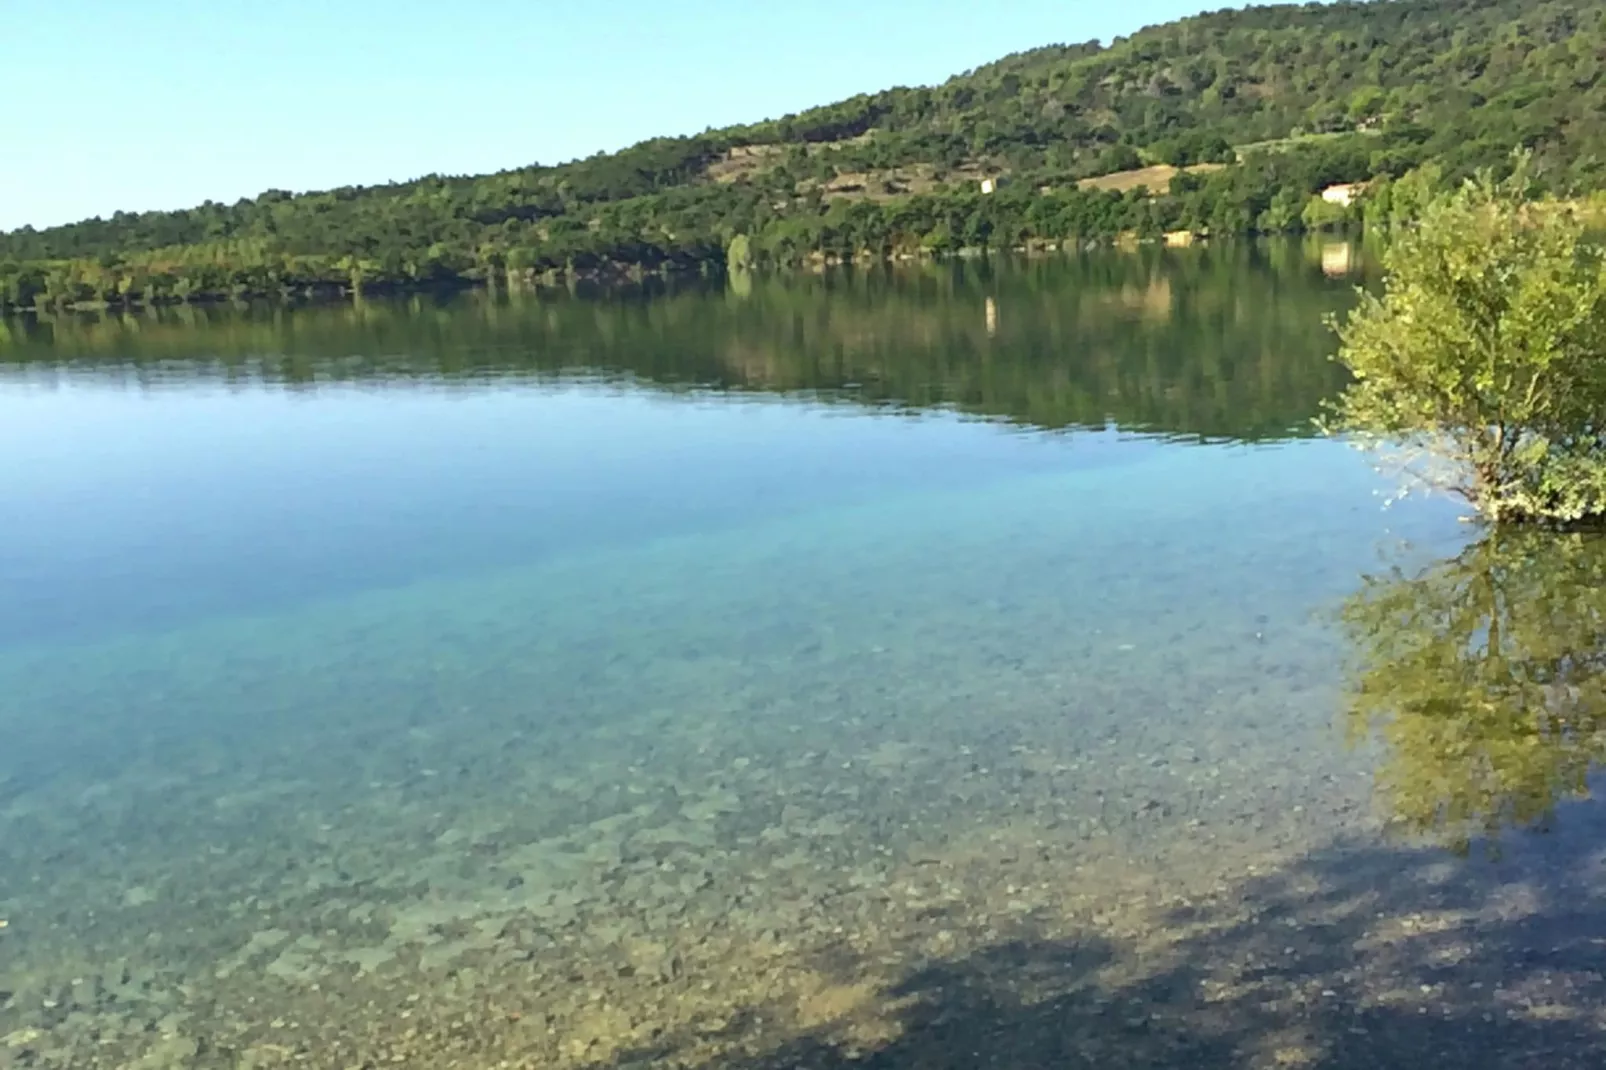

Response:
(4, 709), (1606, 1070)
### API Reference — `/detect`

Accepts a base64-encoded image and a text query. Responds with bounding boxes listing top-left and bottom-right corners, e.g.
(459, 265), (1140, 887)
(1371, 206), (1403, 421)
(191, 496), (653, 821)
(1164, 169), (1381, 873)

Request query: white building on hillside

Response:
(1321, 183), (1363, 207)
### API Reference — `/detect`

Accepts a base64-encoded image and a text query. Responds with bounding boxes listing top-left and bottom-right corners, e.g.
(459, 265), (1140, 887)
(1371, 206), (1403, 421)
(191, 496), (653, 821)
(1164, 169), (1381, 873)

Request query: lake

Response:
(4, 243), (1606, 1070)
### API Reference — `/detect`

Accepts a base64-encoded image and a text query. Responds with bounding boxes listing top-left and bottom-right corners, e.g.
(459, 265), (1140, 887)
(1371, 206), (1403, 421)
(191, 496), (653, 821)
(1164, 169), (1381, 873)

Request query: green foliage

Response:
(1301, 194), (1352, 231)
(1328, 158), (1606, 524)
(1097, 144), (1144, 175)
(725, 233), (754, 270)
(1364, 162), (1446, 231)
(2, 0), (1604, 309)
(1151, 132), (1236, 167)
(1342, 529), (1606, 853)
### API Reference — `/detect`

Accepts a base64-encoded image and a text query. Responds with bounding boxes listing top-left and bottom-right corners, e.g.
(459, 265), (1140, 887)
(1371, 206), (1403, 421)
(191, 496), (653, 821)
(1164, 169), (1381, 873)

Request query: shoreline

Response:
(0, 231), (1369, 319)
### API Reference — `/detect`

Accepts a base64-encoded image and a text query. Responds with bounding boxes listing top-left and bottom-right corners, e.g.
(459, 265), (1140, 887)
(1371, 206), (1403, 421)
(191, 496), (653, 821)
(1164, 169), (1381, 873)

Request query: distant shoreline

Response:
(0, 233), (1363, 318)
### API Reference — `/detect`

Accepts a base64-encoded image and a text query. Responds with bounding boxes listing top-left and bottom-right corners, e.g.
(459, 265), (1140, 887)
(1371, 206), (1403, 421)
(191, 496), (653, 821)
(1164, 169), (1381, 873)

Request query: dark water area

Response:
(3, 243), (1606, 1070)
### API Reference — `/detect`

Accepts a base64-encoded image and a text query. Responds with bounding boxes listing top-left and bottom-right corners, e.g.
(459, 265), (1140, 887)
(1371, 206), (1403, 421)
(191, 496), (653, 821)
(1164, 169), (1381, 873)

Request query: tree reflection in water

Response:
(1343, 529), (1606, 853)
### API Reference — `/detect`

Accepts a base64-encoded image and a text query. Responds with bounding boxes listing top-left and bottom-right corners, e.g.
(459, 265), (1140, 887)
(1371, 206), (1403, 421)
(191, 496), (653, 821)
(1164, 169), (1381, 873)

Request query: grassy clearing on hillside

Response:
(706, 134), (879, 184)
(1236, 129), (1384, 155)
(1077, 164), (1227, 193)
(706, 138), (998, 203)
(706, 144), (787, 183)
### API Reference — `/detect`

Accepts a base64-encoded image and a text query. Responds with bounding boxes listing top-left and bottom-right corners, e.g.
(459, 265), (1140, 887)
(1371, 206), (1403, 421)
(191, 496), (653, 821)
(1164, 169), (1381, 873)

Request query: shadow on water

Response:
(591, 527), (1606, 1070)
(597, 833), (1606, 1070)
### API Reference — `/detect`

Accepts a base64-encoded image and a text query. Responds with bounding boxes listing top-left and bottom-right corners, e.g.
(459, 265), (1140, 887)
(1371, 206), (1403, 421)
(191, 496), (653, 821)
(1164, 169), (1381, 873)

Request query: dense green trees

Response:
(1327, 159), (1606, 525)
(2, 0), (1603, 311)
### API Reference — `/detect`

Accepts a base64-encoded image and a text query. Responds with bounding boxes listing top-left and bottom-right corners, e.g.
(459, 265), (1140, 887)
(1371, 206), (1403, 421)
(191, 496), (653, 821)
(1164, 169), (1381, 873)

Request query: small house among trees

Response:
(1321, 183), (1364, 207)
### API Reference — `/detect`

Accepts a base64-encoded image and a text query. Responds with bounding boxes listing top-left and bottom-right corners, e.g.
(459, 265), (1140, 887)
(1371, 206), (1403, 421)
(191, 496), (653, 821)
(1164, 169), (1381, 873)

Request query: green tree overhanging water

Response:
(1327, 159), (1606, 526)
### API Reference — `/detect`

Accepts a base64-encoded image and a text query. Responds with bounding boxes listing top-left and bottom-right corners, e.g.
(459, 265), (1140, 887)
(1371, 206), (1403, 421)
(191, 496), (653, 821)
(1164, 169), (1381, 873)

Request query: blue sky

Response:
(2, 1), (1230, 231)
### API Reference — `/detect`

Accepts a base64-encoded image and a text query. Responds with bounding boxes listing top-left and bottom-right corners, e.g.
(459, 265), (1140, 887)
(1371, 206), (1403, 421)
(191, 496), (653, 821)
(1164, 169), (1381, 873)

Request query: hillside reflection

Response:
(0, 243), (1363, 443)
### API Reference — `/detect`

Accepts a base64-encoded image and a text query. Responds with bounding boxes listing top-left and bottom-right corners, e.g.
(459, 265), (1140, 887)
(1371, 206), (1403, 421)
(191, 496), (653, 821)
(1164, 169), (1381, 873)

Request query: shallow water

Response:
(4, 249), (1606, 1070)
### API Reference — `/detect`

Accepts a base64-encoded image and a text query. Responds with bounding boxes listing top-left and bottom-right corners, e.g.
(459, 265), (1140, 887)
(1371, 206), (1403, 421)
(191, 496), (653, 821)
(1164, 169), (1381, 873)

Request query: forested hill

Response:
(4, 0), (1604, 310)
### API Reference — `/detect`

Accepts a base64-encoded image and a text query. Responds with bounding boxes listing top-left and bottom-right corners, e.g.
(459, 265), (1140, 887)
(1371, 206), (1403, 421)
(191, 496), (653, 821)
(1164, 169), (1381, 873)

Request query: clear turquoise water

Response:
(3, 256), (1605, 1070)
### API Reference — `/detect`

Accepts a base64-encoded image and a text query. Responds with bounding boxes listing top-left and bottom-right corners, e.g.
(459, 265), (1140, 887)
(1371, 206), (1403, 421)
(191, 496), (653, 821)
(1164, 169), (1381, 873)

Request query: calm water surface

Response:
(3, 246), (1606, 1070)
